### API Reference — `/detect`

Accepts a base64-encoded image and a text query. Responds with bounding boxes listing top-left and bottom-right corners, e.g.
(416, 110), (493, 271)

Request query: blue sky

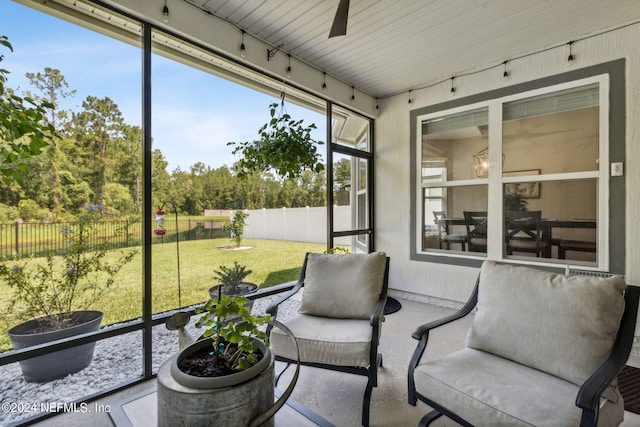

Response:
(0, 0), (325, 172)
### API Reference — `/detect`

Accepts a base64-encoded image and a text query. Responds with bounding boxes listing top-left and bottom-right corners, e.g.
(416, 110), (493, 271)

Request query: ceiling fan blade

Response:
(329, 0), (350, 38)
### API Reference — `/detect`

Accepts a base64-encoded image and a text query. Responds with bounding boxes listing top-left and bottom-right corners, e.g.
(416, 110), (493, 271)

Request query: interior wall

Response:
(375, 23), (640, 304)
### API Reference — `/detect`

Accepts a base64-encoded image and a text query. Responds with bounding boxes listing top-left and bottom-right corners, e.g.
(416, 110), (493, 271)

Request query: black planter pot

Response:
(208, 283), (258, 313)
(208, 282), (258, 300)
(8, 310), (103, 383)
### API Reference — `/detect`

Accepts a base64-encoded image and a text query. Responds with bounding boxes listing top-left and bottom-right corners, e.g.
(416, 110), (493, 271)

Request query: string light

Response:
(567, 41), (575, 65)
(286, 55), (292, 78)
(375, 97), (379, 110)
(408, 90), (412, 105)
(176, 0), (639, 110)
(351, 86), (355, 103)
(322, 72), (327, 93)
(240, 30), (246, 58)
(162, 0), (169, 23)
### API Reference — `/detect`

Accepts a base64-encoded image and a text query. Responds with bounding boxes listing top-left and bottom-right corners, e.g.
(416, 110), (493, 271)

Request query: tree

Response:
(0, 36), (57, 184)
(23, 68), (77, 214)
(25, 67), (76, 128)
(116, 124), (143, 214)
(71, 96), (124, 203)
(103, 182), (134, 215)
(223, 210), (248, 247)
(152, 149), (171, 211)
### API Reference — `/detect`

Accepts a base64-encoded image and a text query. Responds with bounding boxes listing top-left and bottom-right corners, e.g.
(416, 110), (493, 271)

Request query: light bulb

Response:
(240, 43), (246, 58)
(567, 42), (575, 67)
(162, 5), (169, 23)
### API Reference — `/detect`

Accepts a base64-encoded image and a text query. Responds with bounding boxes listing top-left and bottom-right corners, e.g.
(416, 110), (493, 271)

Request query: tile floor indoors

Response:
(26, 296), (640, 427)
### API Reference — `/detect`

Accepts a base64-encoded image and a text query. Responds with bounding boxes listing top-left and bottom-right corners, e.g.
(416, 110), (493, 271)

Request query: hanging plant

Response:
(228, 100), (324, 180)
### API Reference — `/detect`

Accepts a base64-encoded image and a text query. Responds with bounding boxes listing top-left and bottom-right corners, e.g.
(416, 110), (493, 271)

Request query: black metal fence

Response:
(0, 219), (227, 260)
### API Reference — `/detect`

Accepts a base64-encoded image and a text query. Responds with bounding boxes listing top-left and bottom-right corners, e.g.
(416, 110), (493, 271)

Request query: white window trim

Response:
(415, 75), (610, 270)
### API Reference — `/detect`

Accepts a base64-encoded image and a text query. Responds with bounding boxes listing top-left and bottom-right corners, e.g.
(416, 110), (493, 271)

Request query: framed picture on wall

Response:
(504, 169), (541, 199)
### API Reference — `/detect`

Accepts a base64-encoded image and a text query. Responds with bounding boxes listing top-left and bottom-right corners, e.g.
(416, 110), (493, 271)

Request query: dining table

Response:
(434, 216), (596, 258)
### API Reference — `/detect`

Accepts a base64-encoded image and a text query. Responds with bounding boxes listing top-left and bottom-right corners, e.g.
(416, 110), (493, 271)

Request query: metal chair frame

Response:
(407, 275), (640, 427)
(267, 252), (390, 427)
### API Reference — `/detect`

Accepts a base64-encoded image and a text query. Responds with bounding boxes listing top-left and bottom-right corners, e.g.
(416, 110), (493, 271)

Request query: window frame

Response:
(409, 60), (625, 274)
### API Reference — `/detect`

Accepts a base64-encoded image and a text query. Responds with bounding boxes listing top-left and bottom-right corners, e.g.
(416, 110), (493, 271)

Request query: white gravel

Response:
(0, 294), (300, 426)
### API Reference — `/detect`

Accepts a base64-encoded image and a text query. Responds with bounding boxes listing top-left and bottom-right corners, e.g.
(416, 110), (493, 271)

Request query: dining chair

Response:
(504, 210), (548, 257)
(433, 211), (467, 251)
(463, 211), (488, 253)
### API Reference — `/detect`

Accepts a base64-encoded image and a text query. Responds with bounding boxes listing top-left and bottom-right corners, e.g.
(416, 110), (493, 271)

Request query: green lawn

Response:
(0, 238), (329, 351)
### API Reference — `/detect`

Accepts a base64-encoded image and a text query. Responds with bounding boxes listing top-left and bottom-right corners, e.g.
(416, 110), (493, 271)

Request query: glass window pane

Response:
(422, 185), (487, 254)
(422, 108), (489, 181)
(333, 153), (368, 232)
(503, 179), (597, 264)
(333, 234), (369, 254)
(503, 85), (599, 175)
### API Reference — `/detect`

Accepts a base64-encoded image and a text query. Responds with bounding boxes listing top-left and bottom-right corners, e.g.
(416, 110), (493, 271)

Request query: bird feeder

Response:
(154, 210), (167, 236)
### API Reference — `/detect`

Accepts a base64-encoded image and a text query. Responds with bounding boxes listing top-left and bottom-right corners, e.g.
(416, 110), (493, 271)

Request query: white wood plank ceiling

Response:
(189, 0), (640, 99)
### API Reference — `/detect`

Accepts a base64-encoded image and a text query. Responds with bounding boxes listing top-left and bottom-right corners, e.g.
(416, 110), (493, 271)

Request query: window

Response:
(411, 61), (625, 273)
(330, 105), (374, 253)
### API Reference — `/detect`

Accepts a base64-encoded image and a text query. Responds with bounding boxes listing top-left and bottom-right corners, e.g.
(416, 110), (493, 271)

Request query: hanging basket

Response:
(227, 101), (324, 180)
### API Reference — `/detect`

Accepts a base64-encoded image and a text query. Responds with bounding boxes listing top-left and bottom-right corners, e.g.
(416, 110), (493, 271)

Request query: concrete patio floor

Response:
(28, 296), (640, 427)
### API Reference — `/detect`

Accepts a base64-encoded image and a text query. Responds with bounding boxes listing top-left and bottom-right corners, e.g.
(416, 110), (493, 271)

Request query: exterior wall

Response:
(375, 24), (640, 305)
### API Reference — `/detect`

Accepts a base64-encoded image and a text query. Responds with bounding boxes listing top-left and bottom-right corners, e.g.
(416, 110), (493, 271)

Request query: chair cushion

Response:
(466, 261), (626, 386)
(413, 347), (623, 427)
(270, 314), (372, 367)
(299, 252), (387, 319)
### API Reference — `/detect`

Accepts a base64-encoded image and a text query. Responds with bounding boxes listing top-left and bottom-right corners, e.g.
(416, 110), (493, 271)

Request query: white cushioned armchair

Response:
(267, 252), (390, 427)
(408, 261), (640, 427)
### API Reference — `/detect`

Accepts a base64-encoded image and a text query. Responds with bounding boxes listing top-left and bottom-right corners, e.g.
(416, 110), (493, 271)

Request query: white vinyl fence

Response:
(234, 206), (352, 244)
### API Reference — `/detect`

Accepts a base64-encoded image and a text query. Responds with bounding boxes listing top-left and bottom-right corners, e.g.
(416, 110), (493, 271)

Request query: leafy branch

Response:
(195, 295), (271, 372)
(0, 35), (58, 184)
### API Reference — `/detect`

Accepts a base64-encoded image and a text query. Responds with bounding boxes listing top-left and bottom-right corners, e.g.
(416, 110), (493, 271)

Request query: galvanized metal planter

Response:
(158, 320), (299, 427)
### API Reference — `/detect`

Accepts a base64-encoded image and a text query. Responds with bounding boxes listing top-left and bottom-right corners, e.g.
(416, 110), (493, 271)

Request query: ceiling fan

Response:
(329, 0), (350, 38)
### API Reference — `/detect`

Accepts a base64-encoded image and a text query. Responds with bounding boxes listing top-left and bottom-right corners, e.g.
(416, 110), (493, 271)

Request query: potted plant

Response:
(0, 205), (137, 382)
(208, 261), (258, 301)
(227, 101), (324, 180)
(159, 295), (278, 425)
(504, 193), (528, 211)
(158, 290), (301, 426)
(173, 294), (271, 386)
